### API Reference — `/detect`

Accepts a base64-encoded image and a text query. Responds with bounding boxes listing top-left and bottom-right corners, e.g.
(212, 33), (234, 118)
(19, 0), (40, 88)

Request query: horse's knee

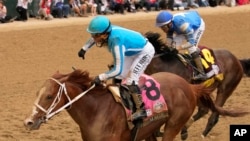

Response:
(209, 113), (219, 125)
(192, 107), (209, 121)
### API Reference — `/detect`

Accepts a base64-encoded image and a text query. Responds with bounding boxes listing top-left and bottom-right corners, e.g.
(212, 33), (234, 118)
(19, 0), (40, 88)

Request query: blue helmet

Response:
(155, 11), (173, 27)
(87, 16), (112, 34)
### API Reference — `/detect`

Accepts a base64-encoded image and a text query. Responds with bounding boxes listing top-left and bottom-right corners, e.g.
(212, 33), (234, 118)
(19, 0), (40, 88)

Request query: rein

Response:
(153, 53), (166, 58)
(34, 78), (95, 122)
(153, 47), (178, 58)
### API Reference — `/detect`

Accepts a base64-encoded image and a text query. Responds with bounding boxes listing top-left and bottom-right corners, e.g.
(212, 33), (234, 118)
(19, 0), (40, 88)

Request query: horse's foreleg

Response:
(192, 101), (209, 121)
(162, 127), (180, 141)
(183, 98), (209, 140)
(201, 95), (222, 137)
(202, 84), (234, 137)
(180, 126), (188, 141)
(202, 112), (219, 137)
(144, 134), (157, 141)
(180, 117), (195, 140)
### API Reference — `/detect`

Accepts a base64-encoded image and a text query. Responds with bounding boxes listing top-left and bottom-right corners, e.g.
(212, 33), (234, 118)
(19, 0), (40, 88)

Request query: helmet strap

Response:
(96, 42), (103, 47)
(96, 35), (108, 47)
(167, 22), (172, 28)
(95, 26), (110, 47)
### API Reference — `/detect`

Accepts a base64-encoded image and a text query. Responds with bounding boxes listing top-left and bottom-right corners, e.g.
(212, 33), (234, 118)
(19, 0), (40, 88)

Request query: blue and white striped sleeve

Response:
(99, 44), (125, 81)
(82, 38), (95, 51)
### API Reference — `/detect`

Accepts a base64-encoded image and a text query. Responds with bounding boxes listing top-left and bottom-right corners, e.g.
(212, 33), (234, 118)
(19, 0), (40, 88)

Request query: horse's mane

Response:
(52, 69), (92, 90)
(67, 69), (92, 90)
(144, 31), (178, 54)
(144, 31), (178, 61)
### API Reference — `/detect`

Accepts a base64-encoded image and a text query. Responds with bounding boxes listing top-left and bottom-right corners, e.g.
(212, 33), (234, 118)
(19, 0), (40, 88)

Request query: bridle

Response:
(34, 77), (95, 122)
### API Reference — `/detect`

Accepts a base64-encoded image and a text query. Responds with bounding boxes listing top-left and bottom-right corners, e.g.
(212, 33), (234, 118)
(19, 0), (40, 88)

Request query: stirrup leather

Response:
(176, 54), (188, 66)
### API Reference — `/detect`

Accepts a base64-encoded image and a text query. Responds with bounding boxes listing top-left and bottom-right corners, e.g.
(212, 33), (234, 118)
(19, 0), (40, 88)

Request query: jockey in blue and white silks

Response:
(155, 10), (207, 80)
(78, 16), (155, 121)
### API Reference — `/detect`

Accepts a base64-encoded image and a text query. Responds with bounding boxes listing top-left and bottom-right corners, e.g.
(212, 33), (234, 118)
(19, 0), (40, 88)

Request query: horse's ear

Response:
(82, 70), (90, 77)
(51, 70), (60, 78)
(62, 75), (70, 82)
(72, 66), (77, 71)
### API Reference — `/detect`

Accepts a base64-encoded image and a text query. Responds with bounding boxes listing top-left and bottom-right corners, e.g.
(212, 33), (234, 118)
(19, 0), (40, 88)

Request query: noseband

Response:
(34, 78), (95, 122)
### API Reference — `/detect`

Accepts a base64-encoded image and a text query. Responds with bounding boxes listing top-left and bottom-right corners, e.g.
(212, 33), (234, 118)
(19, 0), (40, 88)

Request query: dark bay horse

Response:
(144, 31), (248, 138)
(23, 69), (245, 141)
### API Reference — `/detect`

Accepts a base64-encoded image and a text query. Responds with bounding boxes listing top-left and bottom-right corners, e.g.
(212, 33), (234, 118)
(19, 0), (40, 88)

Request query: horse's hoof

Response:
(154, 130), (163, 137)
(201, 134), (205, 139)
(181, 132), (188, 140)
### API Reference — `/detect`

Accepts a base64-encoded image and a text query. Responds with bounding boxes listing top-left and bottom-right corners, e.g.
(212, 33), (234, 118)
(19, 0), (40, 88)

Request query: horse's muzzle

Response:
(24, 116), (45, 130)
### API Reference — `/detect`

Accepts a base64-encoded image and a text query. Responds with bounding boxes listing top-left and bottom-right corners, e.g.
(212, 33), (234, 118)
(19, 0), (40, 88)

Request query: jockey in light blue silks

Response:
(78, 16), (155, 121)
(155, 10), (207, 80)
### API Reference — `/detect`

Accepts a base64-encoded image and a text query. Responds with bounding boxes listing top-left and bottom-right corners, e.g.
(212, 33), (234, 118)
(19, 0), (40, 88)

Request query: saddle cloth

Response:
(109, 74), (168, 129)
(179, 46), (224, 85)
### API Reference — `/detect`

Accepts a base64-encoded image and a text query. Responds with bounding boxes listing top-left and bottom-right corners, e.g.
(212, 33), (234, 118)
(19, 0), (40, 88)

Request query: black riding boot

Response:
(192, 52), (207, 80)
(127, 84), (147, 121)
(112, 78), (122, 85)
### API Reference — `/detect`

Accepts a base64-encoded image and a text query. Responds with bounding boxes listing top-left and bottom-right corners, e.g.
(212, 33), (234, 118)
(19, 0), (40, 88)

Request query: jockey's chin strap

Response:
(34, 78), (95, 122)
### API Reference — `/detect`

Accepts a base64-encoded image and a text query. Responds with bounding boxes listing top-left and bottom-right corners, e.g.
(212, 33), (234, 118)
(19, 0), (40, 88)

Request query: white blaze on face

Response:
(32, 86), (47, 117)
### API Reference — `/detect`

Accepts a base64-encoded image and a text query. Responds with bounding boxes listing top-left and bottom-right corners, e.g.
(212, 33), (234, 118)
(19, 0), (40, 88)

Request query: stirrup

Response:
(131, 110), (147, 121)
(193, 73), (207, 80)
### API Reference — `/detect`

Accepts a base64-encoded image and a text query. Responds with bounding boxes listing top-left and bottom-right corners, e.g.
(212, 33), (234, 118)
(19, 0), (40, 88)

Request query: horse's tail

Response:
(192, 84), (250, 117)
(191, 84), (216, 109)
(239, 58), (250, 77)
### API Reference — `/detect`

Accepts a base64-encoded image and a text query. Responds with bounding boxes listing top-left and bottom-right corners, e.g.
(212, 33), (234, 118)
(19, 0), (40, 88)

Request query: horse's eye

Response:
(47, 95), (53, 100)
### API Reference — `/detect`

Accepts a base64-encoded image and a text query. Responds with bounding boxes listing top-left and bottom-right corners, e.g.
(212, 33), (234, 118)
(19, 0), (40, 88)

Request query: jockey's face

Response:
(91, 33), (109, 47)
(160, 22), (172, 33)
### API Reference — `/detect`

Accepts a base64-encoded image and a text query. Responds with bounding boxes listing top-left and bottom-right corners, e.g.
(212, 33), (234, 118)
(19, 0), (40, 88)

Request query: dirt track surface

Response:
(1, 5), (250, 141)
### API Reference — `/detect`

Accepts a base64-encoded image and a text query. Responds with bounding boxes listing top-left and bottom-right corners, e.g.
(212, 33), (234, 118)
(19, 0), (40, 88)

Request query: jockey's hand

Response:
(78, 49), (86, 60)
(92, 76), (102, 86)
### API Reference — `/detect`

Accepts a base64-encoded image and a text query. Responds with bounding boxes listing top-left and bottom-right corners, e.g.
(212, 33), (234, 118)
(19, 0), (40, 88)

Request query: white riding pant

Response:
(173, 19), (205, 54)
(115, 41), (155, 85)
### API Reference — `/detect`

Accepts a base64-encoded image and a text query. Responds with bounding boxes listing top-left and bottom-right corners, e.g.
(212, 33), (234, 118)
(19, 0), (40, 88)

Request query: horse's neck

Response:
(66, 93), (96, 122)
(147, 55), (192, 81)
(66, 90), (121, 127)
(66, 90), (128, 140)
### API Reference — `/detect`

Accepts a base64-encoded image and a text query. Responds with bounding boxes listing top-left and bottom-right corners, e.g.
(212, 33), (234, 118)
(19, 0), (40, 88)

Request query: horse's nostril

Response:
(27, 121), (34, 126)
(24, 118), (34, 127)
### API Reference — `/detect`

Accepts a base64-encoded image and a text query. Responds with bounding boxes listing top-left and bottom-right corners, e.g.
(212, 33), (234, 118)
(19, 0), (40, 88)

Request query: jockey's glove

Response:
(78, 48), (86, 59)
(92, 76), (102, 86)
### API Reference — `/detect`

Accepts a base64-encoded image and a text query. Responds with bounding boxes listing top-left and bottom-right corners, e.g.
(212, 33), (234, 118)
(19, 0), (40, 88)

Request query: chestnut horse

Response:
(144, 31), (248, 139)
(24, 69), (247, 141)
